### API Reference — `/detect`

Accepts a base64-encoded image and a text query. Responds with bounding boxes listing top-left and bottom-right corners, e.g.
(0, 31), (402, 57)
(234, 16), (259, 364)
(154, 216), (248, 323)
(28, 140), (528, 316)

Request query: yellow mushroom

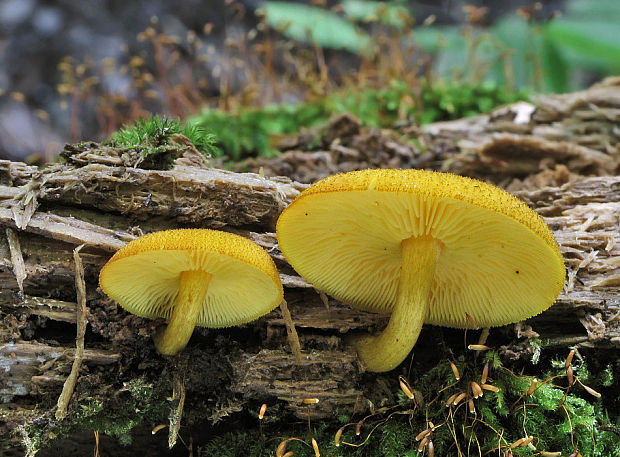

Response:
(99, 228), (283, 355)
(276, 169), (565, 372)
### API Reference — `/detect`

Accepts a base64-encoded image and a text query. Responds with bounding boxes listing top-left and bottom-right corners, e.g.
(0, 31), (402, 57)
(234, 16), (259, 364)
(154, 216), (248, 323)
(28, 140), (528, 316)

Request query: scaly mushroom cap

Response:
(277, 169), (565, 328)
(99, 229), (283, 327)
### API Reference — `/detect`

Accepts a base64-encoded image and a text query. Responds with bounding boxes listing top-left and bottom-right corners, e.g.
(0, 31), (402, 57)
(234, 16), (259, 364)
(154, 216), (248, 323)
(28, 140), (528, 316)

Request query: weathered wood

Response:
(1, 140), (304, 234)
(0, 341), (120, 402)
(54, 246), (88, 420)
(235, 78), (619, 185)
(425, 77), (620, 181)
(0, 83), (618, 453)
(1, 163), (616, 428)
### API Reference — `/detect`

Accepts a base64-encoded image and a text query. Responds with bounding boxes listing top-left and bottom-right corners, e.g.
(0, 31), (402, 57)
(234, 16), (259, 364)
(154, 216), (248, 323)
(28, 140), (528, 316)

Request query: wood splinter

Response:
(168, 368), (186, 449)
(5, 228), (26, 297)
(55, 244), (87, 420)
(280, 298), (302, 365)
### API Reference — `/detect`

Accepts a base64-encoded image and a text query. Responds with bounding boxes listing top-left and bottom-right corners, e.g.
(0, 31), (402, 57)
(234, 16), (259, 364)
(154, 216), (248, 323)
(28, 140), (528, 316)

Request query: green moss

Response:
(20, 376), (170, 452)
(64, 377), (168, 445)
(188, 79), (528, 160)
(189, 103), (329, 161)
(529, 338), (542, 364)
(106, 115), (219, 168)
(22, 353), (617, 457)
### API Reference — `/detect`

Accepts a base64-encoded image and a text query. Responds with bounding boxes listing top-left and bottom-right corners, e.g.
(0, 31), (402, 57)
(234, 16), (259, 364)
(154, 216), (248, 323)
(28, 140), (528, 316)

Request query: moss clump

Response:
(197, 420), (417, 457)
(198, 350), (617, 457)
(64, 377), (169, 445)
(189, 79), (528, 160)
(22, 376), (170, 452)
(106, 115), (219, 168)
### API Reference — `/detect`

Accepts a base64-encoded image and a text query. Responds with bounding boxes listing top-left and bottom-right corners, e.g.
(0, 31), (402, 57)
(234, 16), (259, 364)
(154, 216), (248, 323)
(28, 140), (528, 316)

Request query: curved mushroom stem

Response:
(350, 236), (440, 372)
(154, 270), (212, 355)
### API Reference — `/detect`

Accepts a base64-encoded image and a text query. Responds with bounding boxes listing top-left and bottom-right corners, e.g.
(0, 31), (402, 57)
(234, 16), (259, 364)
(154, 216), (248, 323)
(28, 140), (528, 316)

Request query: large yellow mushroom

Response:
(99, 228), (283, 355)
(276, 169), (565, 372)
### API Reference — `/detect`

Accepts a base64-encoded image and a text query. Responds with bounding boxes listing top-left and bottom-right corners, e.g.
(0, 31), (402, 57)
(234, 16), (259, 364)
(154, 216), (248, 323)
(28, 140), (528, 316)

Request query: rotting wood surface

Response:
(0, 85), (618, 452)
(234, 77), (620, 185)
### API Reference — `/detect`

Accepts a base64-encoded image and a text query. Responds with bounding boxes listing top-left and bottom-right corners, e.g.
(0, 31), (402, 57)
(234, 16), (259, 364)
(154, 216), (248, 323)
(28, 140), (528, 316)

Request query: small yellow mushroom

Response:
(100, 229), (283, 355)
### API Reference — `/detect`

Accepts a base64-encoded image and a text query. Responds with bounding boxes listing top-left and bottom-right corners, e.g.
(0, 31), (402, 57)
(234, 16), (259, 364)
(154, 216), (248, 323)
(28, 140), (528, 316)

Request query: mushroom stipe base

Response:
(349, 236), (440, 372)
(154, 270), (213, 356)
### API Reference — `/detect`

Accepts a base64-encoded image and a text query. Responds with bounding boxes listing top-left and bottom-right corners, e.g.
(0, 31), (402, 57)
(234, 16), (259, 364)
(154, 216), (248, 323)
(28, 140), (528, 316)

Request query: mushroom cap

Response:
(276, 169), (565, 328)
(99, 229), (283, 327)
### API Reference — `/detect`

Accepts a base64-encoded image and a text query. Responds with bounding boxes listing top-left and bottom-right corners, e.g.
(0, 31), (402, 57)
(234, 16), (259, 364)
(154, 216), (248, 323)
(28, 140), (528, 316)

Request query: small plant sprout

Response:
(468, 344), (491, 351)
(445, 393), (458, 407)
(334, 426), (344, 447)
(567, 365), (575, 387)
(465, 312), (479, 329)
(477, 327), (491, 346)
(482, 384), (499, 393)
(578, 381), (601, 398)
(449, 361), (460, 381)
(510, 435), (534, 449)
(355, 418), (363, 436)
(258, 404), (267, 420)
(418, 435), (429, 451)
(398, 375), (415, 400)
(276, 439), (288, 457)
(481, 363), (489, 384)
(311, 437), (320, 456)
(258, 403), (267, 436)
(525, 378), (538, 396)
(453, 392), (467, 406)
(151, 424), (167, 435)
(471, 381), (483, 399)
(415, 427), (432, 441)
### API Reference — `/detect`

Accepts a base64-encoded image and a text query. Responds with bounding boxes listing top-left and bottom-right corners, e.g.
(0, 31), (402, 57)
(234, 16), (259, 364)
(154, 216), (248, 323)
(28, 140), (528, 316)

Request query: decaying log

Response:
(234, 78), (619, 187)
(424, 77), (620, 182)
(0, 87), (618, 452)
(0, 341), (120, 401)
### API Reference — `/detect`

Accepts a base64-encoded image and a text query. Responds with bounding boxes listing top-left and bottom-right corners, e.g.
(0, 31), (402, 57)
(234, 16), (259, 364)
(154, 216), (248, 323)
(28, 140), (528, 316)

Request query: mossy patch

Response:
(106, 116), (219, 169)
(198, 349), (618, 457)
(189, 80), (528, 160)
(22, 376), (169, 453)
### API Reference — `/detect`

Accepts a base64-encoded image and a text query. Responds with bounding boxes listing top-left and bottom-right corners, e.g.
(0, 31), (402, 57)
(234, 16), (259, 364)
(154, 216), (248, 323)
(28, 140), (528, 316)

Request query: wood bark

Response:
(0, 83), (618, 453)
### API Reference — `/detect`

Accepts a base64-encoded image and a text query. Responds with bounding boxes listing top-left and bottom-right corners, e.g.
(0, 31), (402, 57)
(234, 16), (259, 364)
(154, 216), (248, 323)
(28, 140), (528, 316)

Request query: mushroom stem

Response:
(154, 270), (212, 355)
(351, 236), (440, 372)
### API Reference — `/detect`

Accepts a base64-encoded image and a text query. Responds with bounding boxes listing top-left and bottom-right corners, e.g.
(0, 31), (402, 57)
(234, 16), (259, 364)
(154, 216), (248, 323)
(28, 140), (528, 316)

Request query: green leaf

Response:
(412, 26), (462, 54)
(539, 34), (569, 92)
(545, 19), (620, 71)
(491, 17), (542, 89)
(564, 0), (620, 20)
(341, 0), (410, 29)
(262, 1), (370, 53)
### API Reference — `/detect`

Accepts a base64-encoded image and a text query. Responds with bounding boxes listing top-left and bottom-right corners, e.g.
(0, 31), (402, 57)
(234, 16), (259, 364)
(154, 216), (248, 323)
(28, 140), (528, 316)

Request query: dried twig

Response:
(5, 228), (26, 296)
(55, 244), (87, 420)
(168, 367), (186, 449)
(280, 299), (302, 365)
